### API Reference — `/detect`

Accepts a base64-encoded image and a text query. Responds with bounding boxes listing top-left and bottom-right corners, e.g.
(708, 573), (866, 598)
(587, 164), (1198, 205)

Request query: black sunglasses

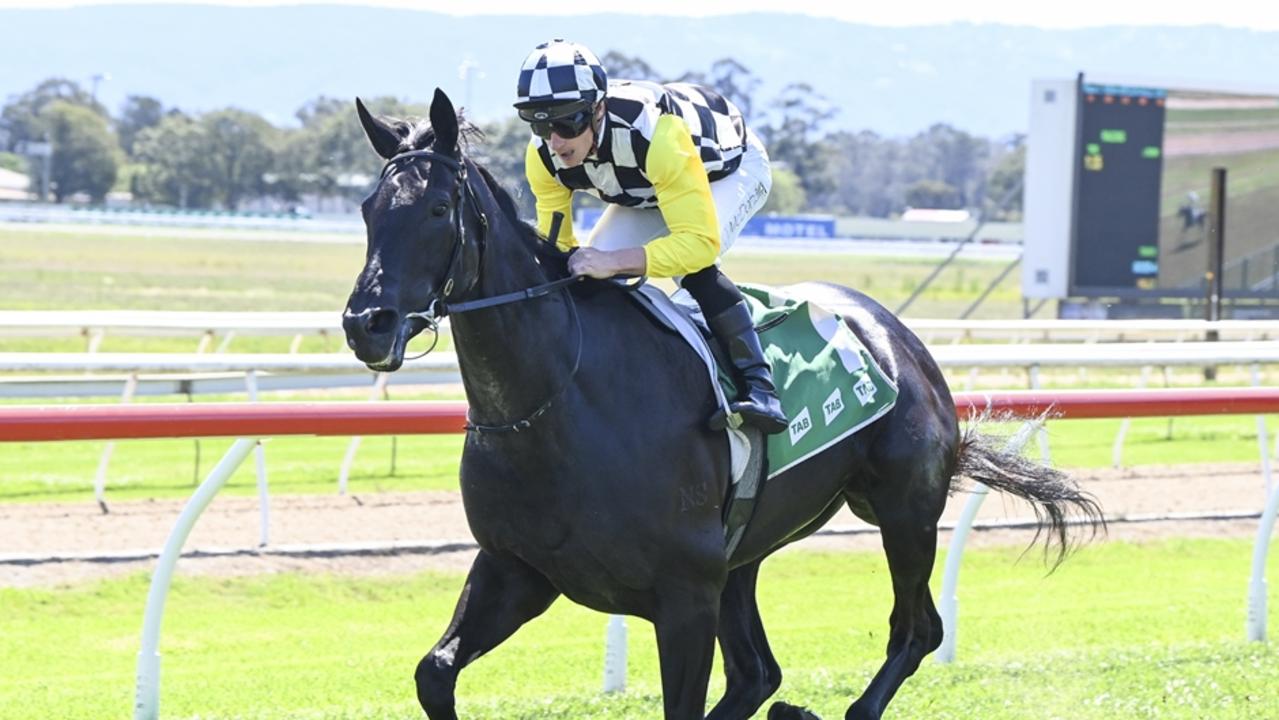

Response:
(520, 103), (594, 140)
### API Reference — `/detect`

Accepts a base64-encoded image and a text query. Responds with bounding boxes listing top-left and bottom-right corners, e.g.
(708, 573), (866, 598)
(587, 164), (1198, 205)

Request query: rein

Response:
(378, 147), (584, 434)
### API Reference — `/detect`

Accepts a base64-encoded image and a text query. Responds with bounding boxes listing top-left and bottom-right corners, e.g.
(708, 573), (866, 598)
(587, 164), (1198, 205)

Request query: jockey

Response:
(514, 38), (787, 434)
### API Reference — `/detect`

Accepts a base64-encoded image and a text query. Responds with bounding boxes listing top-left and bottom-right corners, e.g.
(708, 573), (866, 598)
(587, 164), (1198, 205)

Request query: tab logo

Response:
(788, 407), (812, 446)
(823, 387), (845, 426)
(854, 375), (877, 406)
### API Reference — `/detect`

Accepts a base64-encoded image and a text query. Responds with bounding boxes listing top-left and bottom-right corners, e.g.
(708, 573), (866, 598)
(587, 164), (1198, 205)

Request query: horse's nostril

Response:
(368, 309), (399, 335)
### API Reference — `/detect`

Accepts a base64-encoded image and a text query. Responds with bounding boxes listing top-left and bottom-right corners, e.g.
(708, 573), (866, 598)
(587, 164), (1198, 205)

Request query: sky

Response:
(1, 0), (1278, 31)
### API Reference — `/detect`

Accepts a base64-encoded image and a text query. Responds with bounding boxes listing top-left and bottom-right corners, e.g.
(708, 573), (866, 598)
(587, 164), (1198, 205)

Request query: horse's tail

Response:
(952, 417), (1106, 570)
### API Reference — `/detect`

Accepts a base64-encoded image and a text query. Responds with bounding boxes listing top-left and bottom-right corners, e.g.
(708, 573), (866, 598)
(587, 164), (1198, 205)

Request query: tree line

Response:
(0, 57), (1025, 219)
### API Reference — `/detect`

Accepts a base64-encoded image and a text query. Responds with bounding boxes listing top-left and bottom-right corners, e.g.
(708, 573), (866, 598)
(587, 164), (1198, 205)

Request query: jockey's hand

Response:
(568, 247), (647, 279)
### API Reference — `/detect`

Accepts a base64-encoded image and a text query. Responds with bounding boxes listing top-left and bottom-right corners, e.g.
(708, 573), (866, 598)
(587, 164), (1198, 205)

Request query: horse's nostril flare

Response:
(368, 309), (399, 335)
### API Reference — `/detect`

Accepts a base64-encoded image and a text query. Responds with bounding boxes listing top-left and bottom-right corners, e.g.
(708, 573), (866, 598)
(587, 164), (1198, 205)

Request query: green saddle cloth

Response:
(728, 284), (899, 479)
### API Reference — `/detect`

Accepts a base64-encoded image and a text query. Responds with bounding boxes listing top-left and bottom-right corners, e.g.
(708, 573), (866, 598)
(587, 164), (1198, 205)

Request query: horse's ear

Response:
(428, 88), (459, 155)
(355, 97), (407, 160)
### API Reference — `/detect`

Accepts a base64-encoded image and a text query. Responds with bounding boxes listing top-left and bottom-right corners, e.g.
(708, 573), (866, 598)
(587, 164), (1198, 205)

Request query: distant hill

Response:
(1, 4), (1277, 138)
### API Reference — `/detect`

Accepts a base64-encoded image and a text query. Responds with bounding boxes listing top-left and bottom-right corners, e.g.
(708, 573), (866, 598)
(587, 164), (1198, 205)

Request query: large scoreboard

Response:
(1023, 73), (1279, 309)
(1072, 84), (1166, 292)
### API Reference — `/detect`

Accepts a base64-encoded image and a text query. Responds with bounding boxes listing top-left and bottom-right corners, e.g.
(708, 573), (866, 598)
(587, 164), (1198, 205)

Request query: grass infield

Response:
(1, 541), (1276, 719)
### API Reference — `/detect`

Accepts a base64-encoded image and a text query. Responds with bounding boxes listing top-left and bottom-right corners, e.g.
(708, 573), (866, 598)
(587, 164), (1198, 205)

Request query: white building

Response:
(0, 167), (32, 201)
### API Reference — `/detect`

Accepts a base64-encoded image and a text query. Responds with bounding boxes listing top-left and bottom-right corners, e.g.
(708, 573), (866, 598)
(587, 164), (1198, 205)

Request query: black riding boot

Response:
(707, 301), (788, 434)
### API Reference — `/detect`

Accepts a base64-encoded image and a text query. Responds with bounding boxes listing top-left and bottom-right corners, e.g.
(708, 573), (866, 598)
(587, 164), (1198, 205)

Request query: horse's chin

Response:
(362, 317), (428, 373)
(365, 356), (404, 373)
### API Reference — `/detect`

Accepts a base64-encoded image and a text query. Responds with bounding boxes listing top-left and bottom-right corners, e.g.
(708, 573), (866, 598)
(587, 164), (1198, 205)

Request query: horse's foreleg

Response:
(707, 562), (781, 720)
(416, 550), (559, 720)
(845, 511), (942, 720)
(654, 580), (721, 720)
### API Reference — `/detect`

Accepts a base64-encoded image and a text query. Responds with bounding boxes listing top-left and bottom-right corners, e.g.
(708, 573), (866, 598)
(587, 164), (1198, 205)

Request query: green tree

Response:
(904, 179), (963, 210)
(984, 135), (1025, 220)
(200, 108), (278, 210)
(857, 138), (908, 218)
(760, 165), (806, 214)
(0, 78), (106, 152)
(280, 96), (427, 206)
(759, 82), (839, 207)
(600, 51), (661, 82)
(116, 95), (165, 157)
(0, 152), (24, 173)
(41, 100), (119, 203)
(905, 123), (989, 208)
(295, 96), (348, 128)
(675, 58), (762, 122)
(273, 96), (356, 202)
(132, 113), (215, 208)
(474, 115), (537, 219)
(266, 128), (310, 203)
(825, 130), (892, 216)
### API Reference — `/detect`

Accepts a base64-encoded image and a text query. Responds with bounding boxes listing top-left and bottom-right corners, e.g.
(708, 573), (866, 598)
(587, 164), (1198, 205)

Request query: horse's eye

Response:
(432, 204), (449, 217)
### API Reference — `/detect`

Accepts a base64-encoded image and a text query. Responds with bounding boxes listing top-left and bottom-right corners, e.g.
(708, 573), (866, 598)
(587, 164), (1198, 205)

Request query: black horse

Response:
(343, 89), (1103, 720)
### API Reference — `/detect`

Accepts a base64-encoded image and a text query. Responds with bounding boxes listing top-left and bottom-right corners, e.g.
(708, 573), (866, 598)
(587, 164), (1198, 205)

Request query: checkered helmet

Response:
(514, 39), (608, 109)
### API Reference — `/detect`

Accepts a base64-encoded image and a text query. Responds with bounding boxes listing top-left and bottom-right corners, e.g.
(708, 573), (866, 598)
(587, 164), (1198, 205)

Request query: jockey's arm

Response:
(525, 140), (577, 251)
(642, 114), (721, 278)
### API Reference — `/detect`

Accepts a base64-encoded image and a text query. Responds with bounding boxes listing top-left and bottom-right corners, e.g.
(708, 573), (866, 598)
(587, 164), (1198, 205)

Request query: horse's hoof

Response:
(768, 701), (822, 720)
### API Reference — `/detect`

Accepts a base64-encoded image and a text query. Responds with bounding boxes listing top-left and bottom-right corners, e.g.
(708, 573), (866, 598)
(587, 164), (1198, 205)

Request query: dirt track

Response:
(1, 461), (1272, 588)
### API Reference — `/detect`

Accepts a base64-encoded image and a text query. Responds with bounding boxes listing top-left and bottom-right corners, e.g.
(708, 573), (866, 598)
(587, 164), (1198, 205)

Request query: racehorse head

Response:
(343, 88), (483, 371)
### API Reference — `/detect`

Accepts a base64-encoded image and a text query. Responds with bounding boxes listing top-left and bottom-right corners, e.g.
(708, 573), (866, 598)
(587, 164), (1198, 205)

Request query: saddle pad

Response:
(626, 281), (897, 480)
(738, 284), (899, 479)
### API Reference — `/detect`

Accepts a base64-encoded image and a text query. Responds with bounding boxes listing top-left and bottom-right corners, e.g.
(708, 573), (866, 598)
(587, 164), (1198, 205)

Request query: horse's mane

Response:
(474, 164), (572, 279)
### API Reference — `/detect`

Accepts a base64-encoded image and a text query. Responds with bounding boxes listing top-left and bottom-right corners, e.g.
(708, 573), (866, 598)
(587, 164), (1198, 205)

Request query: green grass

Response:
(0, 227), (1031, 326)
(0, 333), (349, 355)
(720, 251), (1027, 319)
(5, 222), (1278, 717)
(2, 540), (1276, 719)
(0, 434), (466, 502)
(1042, 414), (1278, 467)
(0, 229), (365, 312)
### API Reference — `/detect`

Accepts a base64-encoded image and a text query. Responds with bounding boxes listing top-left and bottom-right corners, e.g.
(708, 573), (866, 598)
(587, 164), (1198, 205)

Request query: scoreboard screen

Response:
(1071, 84), (1166, 292)
(1065, 77), (1279, 299)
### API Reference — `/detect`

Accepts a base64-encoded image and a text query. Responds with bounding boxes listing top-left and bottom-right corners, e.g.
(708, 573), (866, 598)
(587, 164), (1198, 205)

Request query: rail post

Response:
(244, 370), (270, 546)
(134, 438), (258, 720)
(93, 372), (138, 513)
(1248, 479), (1279, 641)
(338, 372), (390, 495)
(937, 418), (1041, 664)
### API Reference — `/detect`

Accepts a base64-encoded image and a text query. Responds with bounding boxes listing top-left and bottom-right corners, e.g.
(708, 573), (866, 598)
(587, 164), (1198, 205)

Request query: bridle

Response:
(374, 146), (584, 434)
(376, 149), (487, 321)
